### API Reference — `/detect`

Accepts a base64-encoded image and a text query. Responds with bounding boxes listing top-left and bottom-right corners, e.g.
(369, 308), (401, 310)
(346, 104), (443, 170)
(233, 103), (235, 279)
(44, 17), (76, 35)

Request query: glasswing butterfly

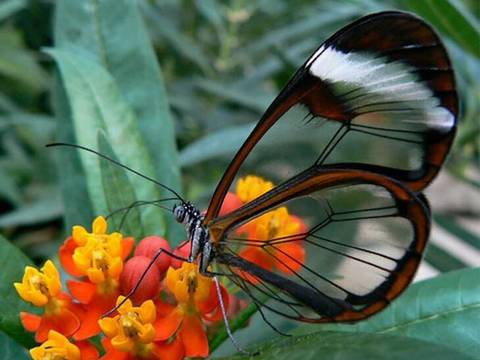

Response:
(50, 9), (457, 344)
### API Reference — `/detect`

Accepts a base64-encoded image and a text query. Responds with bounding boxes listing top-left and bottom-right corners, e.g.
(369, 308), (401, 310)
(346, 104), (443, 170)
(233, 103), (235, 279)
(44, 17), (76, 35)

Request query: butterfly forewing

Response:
(209, 167), (430, 321)
(205, 11), (457, 222)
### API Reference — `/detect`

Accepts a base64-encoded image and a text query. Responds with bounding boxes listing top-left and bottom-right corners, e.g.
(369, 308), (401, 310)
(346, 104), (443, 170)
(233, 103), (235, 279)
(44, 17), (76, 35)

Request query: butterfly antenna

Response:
(46, 142), (185, 203)
(213, 276), (257, 356)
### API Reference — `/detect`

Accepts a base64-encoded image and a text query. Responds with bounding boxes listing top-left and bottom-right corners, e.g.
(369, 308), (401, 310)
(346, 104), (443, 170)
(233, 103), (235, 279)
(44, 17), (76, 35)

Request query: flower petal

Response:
(72, 226), (88, 246)
(219, 192), (243, 216)
(137, 323), (156, 344)
(92, 216), (107, 234)
(121, 237), (134, 260)
(111, 334), (134, 353)
(73, 294), (115, 340)
(60, 237), (84, 277)
(68, 280), (97, 304)
(77, 340), (100, 360)
(155, 301), (175, 317)
(179, 315), (209, 358)
(275, 243), (305, 274)
(152, 336), (185, 360)
(98, 317), (118, 338)
(139, 300), (156, 324)
(20, 312), (41, 332)
(201, 284), (229, 323)
(87, 268), (105, 284)
(237, 247), (273, 284)
(154, 308), (183, 341)
(35, 308), (80, 343)
(107, 257), (123, 280)
(100, 338), (129, 360)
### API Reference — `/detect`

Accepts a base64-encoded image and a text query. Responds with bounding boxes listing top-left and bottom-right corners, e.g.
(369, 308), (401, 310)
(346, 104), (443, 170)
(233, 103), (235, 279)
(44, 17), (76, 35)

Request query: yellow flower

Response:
(255, 206), (300, 240)
(29, 330), (80, 360)
(99, 296), (156, 354)
(166, 262), (212, 305)
(72, 216), (110, 246)
(14, 260), (61, 307)
(71, 216), (124, 284)
(235, 175), (273, 203)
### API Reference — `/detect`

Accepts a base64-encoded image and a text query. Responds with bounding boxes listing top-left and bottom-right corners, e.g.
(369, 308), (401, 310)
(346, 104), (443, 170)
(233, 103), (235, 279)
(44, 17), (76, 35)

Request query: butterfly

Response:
(51, 10), (457, 329)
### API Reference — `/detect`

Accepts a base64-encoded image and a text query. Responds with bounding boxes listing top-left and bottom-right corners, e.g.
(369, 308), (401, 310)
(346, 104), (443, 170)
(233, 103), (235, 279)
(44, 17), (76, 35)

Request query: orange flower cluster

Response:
(15, 216), (227, 360)
(221, 176), (307, 282)
(14, 175), (305, 359)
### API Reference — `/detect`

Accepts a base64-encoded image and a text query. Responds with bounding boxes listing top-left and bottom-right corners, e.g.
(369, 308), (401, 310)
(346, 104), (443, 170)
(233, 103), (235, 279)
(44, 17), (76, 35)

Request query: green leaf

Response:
(195, 0), (225, 29)
(0, 0), (27, 22)
(0, 234), (35, 348)
(434, 214), (480, 249)
(0, 165), (22, 206)
(194, 79), (272, 112)
(242, 6), (359, 55)
(403, 0), (480, 58)
(54, 0), (181, 241)
(0, 29), (48, 93)
(52, 75), (95, 231)
(316, 267), (480, 359)
(222, 331), (472, 360)
(47, 48), (166, 237)
(0, 330), (29, 360)
(145, 10), (212, 74)
(179, 123), (255, 167)
(424, 243), (467, 272)
(98, 132), (143, 239)
(0, 189), (62, 227)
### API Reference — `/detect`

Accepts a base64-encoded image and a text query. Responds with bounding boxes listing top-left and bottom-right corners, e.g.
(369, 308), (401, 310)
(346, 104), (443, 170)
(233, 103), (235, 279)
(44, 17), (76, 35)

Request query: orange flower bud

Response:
(120, 256), (161, 305)
(134, 236), (171, 275)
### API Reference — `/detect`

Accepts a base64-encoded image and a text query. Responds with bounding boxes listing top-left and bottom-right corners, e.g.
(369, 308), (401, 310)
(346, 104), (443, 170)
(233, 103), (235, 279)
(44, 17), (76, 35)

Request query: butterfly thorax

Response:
(173, 202), (213, 274)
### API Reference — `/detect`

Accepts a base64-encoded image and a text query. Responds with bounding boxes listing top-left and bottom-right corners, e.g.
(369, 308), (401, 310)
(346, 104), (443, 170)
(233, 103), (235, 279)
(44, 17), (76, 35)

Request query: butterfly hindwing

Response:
(209, 167), (430, 322)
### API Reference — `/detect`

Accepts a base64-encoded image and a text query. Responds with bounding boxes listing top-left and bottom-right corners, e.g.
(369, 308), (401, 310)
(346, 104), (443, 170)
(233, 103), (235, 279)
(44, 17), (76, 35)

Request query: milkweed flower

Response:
(99, 296), (183, 360)
(14, 260), (83, 343)
(59, 216), (134, 340)
(154, 262), (228, 358)
(225, 176), (307, 281)
(29, 330), (99, 360)
(60, 216), (134, 285)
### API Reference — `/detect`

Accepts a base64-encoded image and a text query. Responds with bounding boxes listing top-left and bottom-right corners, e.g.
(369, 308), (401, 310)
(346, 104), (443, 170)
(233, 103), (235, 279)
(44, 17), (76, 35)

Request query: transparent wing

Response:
(210, 167), (430, 322)
(205, 11), (457, 222)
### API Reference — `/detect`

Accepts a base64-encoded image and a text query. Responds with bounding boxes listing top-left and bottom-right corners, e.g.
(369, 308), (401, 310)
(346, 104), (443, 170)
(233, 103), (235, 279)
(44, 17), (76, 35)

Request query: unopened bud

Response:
(120, 256), (161, 305)
(134, 236), (172, 276)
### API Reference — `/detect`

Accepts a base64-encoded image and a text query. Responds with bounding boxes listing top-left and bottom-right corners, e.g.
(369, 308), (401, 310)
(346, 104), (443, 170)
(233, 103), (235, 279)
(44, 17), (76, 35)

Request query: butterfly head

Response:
(173, 202), (188, 223)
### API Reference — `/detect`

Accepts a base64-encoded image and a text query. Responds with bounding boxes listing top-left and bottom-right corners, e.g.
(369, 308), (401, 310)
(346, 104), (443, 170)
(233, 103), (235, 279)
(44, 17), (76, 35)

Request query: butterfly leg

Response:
(213, 276), (258, 356)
